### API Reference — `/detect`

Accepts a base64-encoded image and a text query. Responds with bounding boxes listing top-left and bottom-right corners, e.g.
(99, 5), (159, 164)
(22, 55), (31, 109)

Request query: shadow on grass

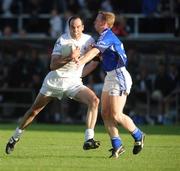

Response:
(3, 154), (106, 159)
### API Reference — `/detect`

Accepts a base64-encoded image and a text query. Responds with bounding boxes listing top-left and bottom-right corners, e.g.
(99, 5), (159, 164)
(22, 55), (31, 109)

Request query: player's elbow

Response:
(91, 61), (99, 69)
(50, 63), (56, 70)
(50, 55), (60, 70)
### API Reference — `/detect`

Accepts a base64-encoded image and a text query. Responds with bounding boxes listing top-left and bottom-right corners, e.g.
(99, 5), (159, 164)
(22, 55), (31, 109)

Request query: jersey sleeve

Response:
(94, 35), (110, 53)
(81, 35), (95, 54)
(89, 37), (95, 45)
(86, 36), (95, 49)
(52, 38), (62, 56)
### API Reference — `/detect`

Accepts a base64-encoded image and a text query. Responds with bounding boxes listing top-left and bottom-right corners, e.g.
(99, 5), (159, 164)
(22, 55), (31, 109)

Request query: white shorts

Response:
(103, 67), (132, 96)
(40, 73), (86, 100)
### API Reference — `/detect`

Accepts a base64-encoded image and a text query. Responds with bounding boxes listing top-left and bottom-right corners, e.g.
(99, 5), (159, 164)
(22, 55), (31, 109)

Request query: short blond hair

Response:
(98, 11), (115, 28)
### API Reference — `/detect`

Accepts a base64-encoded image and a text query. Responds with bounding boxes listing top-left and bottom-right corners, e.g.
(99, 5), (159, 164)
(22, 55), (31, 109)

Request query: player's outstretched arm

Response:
(82, 60), (99, 77)
(78, 47), (100, 66)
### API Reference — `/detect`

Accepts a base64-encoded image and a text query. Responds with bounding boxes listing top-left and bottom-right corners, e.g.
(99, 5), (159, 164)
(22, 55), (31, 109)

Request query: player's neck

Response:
(99, 27), (109, 34)
(71, 35), (81, 40)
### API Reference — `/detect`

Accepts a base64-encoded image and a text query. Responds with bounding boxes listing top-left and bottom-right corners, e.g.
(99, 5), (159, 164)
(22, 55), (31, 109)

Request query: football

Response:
(61, 44), (75, 57)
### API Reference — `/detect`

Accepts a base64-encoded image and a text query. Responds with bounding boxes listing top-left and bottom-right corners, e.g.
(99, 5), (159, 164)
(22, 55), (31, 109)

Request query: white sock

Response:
(12, 127), (23, 141)
(85, 129), (94, 141)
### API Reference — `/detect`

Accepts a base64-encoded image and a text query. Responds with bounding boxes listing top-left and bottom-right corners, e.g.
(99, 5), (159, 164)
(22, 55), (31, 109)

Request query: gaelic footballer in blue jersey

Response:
(77, 11), (145, 158)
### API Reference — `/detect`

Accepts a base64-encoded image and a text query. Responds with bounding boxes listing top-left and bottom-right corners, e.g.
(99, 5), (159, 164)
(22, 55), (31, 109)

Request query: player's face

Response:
(94, 14), (104, 33)
(69, 18), (84, 40)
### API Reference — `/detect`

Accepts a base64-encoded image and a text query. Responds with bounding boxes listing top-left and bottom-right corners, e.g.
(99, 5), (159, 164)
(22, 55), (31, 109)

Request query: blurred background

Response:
(0, 0), (179, 125)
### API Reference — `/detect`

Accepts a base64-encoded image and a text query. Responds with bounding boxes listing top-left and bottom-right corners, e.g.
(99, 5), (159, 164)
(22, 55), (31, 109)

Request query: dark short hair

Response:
(68, 16), (84, 26)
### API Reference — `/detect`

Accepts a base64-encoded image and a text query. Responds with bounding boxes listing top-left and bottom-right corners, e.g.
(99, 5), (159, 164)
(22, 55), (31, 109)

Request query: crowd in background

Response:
(0, 0), (180, 37)
(0, 0), (180, 124)
(0, 0), (179, 16)
(0, 45), (179, 125)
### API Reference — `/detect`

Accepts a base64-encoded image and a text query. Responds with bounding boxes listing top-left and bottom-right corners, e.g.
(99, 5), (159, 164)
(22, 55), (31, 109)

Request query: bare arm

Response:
(50, 54), (73, 70)
(82, 60), (99, 77)
(78, 47), (100, 66)
(50, 47), (80, 70)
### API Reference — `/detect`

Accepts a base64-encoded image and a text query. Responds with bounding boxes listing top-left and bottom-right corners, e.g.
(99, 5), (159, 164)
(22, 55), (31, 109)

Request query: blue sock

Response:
(132, 128), (142, 141)
(111, 137), (122, 150)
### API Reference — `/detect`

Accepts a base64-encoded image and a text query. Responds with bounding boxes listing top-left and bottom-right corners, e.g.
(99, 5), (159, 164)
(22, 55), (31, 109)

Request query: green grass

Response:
(0, 124), (180, 171)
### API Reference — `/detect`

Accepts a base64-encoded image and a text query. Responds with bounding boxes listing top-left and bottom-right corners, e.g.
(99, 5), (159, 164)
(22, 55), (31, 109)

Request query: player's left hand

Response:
(71, 46), (80, 62)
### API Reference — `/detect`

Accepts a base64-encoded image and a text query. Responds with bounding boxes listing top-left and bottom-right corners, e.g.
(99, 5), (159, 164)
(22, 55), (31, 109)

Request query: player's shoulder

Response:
(104, 29), (115, 38)
(82, 33), (93, 41)
(99, 29), (119, 43)
(59, 33), (69, 40)
(55, 33), (70, 45)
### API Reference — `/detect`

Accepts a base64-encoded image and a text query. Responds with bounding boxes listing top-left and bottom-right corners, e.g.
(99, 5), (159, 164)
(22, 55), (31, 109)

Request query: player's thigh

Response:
(109, 94), (127, 115)
(101, 91), (110, 115)
(31, 93), (54, 111)
(75, 87), (98, 105)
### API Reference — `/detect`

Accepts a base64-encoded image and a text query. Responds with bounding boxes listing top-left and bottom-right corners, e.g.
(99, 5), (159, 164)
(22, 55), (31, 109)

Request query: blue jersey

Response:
(95, 28), (127, 72)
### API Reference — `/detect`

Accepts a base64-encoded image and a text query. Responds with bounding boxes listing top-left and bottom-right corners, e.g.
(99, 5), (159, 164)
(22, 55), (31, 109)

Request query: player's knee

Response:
(113, 112), (123, 122)
(94, 96), (100, 106)
(29, 108), (40, 117)
(90, 96), (99, 108)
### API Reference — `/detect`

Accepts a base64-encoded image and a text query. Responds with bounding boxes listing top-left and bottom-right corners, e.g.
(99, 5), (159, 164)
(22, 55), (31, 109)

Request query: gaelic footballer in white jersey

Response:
(5, 16), (100, 155)
(40, 32), (94, 99)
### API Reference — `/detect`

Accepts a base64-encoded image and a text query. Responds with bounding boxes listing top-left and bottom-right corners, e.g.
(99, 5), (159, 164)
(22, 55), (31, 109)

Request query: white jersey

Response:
(41, 32), (94, 91)
(51, 32), (94, 77)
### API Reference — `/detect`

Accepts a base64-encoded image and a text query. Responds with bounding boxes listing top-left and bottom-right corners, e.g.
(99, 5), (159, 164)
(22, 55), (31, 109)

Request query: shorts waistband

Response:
(107, 67), (126, 74)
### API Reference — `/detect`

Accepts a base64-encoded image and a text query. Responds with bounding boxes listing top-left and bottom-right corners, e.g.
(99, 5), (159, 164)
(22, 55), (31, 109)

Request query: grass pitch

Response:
(0, 124), (180, 171)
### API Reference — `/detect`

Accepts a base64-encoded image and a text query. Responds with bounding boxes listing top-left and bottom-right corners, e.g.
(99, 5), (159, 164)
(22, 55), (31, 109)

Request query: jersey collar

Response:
(101, 28), (110, 35)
